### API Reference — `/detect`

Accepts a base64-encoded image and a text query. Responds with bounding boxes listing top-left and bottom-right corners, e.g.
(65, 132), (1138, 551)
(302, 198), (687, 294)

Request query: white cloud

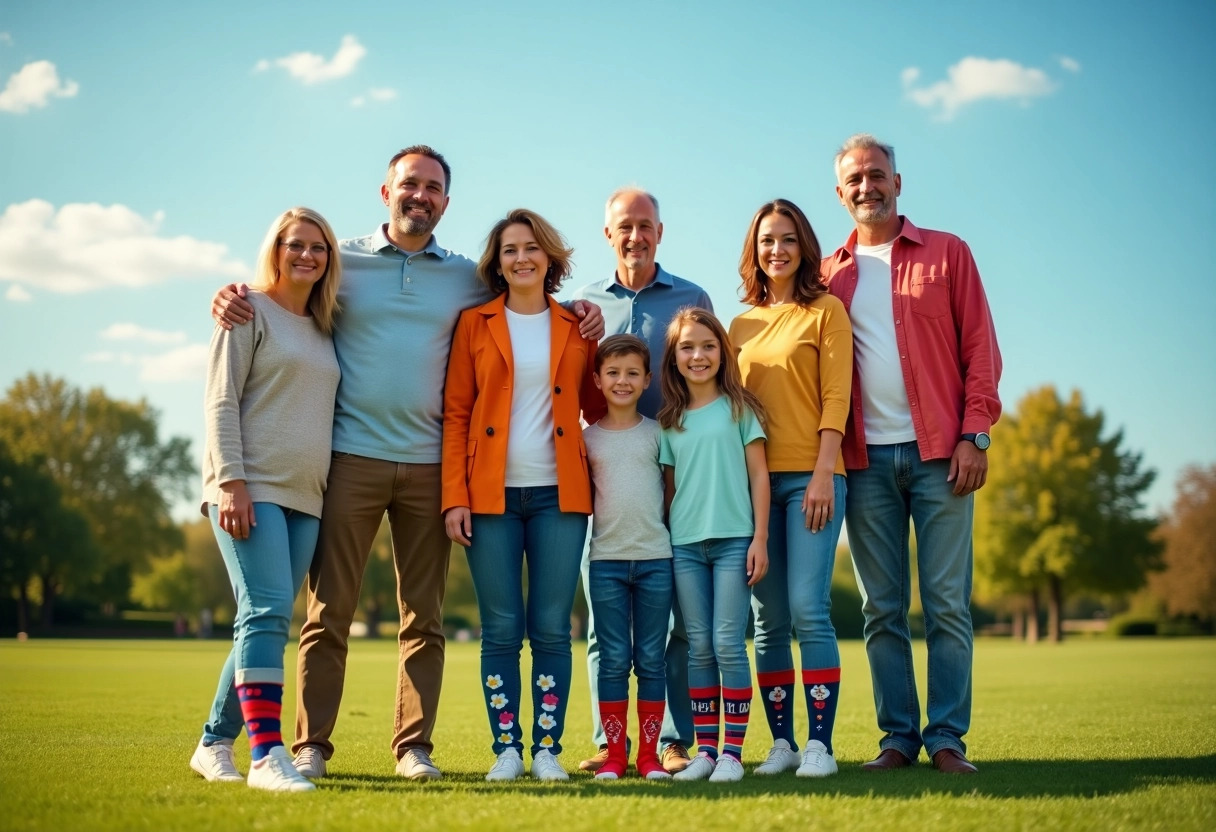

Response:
(5, 284), (31, 302)
(0, 199), (250, 293)
(84, 343), (208, 382)
(1059, 56), (1081, 73)
(100, 323), (188, 345)
(0, 60), (79, 114)
(254, 34), (366, 84)
(902, 56), (1057, 121)
(350, 86), (397, 107)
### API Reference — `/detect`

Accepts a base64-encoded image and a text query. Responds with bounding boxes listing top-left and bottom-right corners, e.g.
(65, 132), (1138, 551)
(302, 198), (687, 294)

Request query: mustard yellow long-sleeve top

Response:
(729, 294), (853, 475)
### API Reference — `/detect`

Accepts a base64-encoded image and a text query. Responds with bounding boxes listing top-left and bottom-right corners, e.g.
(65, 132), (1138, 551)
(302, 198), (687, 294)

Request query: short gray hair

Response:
(604, 187), (660, 226)
(834, 134), (896, 178)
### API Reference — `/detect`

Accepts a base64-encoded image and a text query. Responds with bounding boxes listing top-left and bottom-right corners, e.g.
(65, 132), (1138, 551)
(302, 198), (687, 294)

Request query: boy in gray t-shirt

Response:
(582, 335), (674, 781)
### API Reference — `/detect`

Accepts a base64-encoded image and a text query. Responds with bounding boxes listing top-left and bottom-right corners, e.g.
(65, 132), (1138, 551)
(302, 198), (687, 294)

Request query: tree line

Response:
(2, 373), (1213, 638)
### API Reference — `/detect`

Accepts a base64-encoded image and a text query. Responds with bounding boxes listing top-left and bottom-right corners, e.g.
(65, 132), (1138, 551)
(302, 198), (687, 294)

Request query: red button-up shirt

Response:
(822, 217), (1002, 469)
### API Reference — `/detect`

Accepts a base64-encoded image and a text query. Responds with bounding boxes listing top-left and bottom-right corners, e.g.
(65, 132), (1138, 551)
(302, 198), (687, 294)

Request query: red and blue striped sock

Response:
(721, 686), (753, 761)
(803, 668), (841, 755)
(689, 684), (721, 760)
(237, 682), (284, 762)
(756, 669), (796, 747)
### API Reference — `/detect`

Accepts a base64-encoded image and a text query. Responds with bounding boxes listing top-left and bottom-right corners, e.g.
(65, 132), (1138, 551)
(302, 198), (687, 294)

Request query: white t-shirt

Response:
(851, 241), (916, 443)
(504, 307), (557, 486)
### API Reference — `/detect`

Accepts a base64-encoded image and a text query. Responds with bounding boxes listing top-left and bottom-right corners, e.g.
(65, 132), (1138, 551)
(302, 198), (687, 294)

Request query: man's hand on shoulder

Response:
(947, 440), (988, 497)
(212, 283), (254, 330)
(572, 299), (605, 341)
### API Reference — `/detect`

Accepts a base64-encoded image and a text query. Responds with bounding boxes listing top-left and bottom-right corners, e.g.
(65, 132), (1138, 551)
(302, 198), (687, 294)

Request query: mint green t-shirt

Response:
(659, 395), (766, 546)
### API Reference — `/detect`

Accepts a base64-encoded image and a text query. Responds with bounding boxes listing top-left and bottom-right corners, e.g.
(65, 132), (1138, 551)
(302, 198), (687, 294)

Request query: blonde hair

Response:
(252, 207), (342, 334)
(657, 306), (766, 431)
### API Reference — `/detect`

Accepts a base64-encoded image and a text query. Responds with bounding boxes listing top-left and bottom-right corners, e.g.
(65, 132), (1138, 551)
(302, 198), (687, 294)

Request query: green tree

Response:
(131, 518), (235, 625)
(0, 440), (98, 629)
(1148, 464), (1216, 624)
(0, 374), (195, 610)
(975, 386), (1159, 642)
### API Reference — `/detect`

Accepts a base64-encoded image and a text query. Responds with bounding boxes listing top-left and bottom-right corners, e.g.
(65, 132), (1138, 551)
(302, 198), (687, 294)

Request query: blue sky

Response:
(2, 0), (1213, 519)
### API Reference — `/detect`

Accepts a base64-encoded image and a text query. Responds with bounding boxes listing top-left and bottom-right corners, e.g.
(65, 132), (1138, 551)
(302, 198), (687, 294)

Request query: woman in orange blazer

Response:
(442, 208), (604, 783)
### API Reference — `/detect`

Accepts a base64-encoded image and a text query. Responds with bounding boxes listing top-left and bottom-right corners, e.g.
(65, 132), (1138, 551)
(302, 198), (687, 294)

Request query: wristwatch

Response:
(961, 432), (991, 451)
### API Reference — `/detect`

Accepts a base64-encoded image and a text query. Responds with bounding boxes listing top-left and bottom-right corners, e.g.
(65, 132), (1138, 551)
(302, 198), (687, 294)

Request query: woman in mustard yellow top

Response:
(729, 199), (853, 778)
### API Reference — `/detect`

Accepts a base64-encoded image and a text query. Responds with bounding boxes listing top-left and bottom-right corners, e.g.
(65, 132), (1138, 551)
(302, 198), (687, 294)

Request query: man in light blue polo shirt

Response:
(209, 146), (602, 783)
(574, 187), (713, 774)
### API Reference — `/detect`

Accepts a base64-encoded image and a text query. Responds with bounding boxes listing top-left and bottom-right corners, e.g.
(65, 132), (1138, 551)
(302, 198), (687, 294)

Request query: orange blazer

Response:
(442, 293), (606, 515)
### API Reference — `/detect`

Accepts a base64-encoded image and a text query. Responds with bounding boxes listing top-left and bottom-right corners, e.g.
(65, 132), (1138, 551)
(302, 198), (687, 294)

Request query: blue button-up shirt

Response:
(573, 264), (712, 419)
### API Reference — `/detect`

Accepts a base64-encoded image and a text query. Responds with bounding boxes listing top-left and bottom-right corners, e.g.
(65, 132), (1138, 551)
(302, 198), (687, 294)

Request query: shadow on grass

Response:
(317, 755), (1216, 799)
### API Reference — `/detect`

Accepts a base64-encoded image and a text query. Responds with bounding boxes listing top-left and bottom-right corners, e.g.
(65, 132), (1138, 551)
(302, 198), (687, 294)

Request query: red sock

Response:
(636, 699), (668, 779)
(597, 700), (628, 779)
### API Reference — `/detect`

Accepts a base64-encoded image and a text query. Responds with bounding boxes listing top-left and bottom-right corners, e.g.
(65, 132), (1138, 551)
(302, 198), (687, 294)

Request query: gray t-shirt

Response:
(584, 417), (672, 561)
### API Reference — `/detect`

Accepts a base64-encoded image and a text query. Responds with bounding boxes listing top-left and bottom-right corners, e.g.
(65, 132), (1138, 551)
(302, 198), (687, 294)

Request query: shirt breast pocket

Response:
(911, 275), (950, 318)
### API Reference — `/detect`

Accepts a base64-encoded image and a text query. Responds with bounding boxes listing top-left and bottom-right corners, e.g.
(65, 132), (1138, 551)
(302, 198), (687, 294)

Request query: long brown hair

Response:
(738, 199), (827, 308)
(657, 306), (766, 431)
(476, 208), (574, 295)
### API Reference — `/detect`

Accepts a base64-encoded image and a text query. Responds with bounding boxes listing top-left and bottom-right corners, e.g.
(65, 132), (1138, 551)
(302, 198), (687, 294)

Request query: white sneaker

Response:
(754, 739), (799, 775)
(673, 751), (716, 781)
(796, 740), (839, 777)
(396, 747), (442, 780)
(292, 745), (327, 779)
(247, 746), (316, 792)
(486, 748), (525, 782)
(190, 739), (243, 782)
(530, 749), (569, 781)
(708, 754), (745, 783)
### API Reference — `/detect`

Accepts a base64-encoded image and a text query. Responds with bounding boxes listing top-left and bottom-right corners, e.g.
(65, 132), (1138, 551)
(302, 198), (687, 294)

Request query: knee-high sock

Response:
(803, 668), (841, 754)
(689, 685), (721, 760)
(756, 669), (796, 747)
(597, 700), (628, 779)
(721, 686), (753, 762)
(636, 699), (667, 778)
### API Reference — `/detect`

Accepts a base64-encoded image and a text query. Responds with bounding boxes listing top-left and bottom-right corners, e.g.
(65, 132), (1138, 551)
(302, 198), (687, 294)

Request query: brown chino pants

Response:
(293, 453), (449, 761)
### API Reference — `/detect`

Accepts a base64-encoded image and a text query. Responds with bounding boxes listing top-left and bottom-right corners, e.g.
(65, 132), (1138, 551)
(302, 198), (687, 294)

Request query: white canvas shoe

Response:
(708, 755), (745, 783)
(754, 739), (799, 775)
(486, 748), (525, 782)
(530, 749), (569, 781)
(396, 748), (442, 780)
(796, 740), (838, 777)
(190, 739), (243, 782)
(292, 745), (327, 779)
(247, 746), (315, 792)
(673, 751), (716, 781)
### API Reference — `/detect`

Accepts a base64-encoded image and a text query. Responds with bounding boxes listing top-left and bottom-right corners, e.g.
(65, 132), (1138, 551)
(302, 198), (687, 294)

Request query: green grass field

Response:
(1, 637), (1214, 831)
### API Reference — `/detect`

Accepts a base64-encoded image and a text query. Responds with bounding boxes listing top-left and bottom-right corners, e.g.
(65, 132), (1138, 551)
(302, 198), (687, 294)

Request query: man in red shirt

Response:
(822, 134), (1002, 775)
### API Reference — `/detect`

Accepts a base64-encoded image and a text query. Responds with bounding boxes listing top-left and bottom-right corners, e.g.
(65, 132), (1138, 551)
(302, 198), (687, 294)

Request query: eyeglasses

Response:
(279, 241), (330, 256)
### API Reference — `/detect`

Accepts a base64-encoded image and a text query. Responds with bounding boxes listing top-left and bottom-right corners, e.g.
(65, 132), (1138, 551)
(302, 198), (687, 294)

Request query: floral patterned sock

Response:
(756, 669), (797, 748)
(803, 668), (841, 754)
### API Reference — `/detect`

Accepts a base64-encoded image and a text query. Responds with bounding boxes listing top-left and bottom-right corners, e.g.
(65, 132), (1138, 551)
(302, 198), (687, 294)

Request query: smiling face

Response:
(674, 321), (721, 389)
(381, 153), (449, 243)
(276, 220), (329, 288)
(594, 350), (650, 409)
(836, 146), (901, 230)
(756, 211), (802, 283)
(604, 191), (663, 278)
(497, 222), (550, 296)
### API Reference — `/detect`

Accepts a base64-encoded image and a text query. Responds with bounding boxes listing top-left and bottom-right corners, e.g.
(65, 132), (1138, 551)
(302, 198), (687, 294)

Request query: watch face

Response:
(975, 432), (991, 450)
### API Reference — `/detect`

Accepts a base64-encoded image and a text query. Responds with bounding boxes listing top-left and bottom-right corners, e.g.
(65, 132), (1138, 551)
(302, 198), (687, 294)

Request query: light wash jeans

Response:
(201, 503), (318, 745)
(465, 486), (587, 757)
(588, 558), (674, 703)
(672, 537), (754, 691)
(752, 472), (846, 673)
(846, 442), (974, 759)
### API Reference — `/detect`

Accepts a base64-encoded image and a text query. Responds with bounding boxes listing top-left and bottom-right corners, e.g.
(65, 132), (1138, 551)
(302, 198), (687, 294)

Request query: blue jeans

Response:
(752, 473), (846, 674)
(202, 503), (318, 745)
(465, 486), (587, 757)
(672, 537), (754, 691)
(584, 547), (692, 748)
(588, 559), (674, 703)
(846, 442), (974, 759)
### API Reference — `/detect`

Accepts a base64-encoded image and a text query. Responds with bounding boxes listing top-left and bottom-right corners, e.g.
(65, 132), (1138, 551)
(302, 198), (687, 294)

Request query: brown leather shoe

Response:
(932, 748), (978, 774)
(861, 748), (915, 771)
(660, 743), (691, 773)
(578, 745), (610, 772)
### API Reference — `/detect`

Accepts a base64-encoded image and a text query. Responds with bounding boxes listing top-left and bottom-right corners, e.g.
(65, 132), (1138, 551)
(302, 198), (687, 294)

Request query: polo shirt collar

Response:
(370, 224), (448, 258)
(607, 263), (673, 292)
